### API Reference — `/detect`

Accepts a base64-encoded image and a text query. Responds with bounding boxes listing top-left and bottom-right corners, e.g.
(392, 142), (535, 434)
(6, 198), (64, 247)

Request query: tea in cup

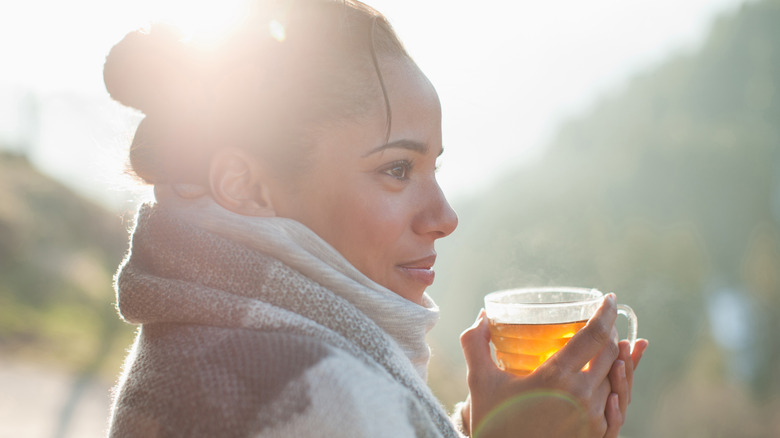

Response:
(484, 287), (637, 376)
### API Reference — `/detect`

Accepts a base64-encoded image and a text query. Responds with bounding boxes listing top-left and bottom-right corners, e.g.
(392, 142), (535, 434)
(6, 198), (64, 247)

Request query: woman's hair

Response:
(104, 0), (409, 185)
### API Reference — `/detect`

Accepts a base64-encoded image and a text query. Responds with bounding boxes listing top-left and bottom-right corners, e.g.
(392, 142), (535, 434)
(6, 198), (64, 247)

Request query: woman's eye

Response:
(383, 161), (412, 180)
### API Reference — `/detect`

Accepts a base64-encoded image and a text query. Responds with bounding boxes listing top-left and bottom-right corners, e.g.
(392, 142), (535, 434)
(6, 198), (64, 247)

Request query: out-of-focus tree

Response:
(428, 1), (780, 436)
(0, 151), (134, 436)
(0, 151), (132, 377)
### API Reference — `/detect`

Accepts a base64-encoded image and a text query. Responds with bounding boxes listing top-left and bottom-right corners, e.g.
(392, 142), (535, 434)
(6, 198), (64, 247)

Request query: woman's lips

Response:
(398, 255), (436, 286)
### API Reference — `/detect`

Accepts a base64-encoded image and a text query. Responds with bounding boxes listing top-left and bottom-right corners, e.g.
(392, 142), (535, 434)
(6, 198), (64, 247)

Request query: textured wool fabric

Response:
(108, 194), (463, 437)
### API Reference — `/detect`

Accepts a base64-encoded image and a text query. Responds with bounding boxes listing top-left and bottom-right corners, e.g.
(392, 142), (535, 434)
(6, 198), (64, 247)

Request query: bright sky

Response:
(0, 0), (746, 209)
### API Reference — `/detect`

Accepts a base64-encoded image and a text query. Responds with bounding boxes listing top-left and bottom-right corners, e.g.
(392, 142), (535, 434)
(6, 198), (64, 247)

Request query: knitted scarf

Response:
(108, 194), (462, 437)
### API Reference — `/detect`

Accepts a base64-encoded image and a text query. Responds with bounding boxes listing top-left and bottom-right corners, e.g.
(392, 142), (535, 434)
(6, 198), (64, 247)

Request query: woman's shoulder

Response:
(110, 323), (430, 437)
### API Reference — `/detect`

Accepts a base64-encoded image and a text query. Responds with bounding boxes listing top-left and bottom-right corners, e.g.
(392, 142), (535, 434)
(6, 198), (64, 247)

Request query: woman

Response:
(104, 0), (647, 437)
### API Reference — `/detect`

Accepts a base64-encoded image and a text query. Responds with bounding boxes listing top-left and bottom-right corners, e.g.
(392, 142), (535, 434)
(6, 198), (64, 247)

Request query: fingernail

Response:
(606, 293), (616, 304)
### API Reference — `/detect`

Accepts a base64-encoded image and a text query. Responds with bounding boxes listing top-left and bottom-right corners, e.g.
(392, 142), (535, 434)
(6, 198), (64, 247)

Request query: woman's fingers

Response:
(606, 336), (645, 438)
(609, 358), (628, 417)
(630, 338), (649, 371)
(584, 326), (621, 386)
(460, 310), (518, 437)
(617, 341), (633, 404)
(460, 309), (497, 381)
(603, 393), (622, 438)
(551, 294), (619, 374)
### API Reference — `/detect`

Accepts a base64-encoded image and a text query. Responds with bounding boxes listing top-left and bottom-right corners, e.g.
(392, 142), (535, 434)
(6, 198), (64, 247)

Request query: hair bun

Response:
(103, 24), (192, 114)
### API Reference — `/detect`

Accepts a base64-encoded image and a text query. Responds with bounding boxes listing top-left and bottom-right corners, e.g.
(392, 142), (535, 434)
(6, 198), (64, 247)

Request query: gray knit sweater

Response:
(107, 199), (463, 437)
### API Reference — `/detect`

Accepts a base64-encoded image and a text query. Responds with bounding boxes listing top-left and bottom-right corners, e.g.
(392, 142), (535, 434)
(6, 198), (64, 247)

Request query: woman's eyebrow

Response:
(362, 139), (430, 157)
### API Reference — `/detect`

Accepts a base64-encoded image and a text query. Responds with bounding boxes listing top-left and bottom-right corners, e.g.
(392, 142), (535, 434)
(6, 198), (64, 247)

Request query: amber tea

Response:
(484, 287), (637, 375)
(488, 319), (587, 375)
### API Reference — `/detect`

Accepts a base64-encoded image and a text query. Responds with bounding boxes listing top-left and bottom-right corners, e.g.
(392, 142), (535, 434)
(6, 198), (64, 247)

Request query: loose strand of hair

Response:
(369, 15), (392, 144)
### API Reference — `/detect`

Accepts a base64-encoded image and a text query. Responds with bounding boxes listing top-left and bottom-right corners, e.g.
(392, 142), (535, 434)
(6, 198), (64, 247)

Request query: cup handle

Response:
(617, 304), (638, 353)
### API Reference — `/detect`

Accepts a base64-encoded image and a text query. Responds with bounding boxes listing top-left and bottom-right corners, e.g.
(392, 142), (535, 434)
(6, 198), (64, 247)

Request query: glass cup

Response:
(484, 287), (637, 376)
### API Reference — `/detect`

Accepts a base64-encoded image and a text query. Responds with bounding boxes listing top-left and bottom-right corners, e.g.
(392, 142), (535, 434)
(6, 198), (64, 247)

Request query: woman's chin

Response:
(387, 277), (429, 305)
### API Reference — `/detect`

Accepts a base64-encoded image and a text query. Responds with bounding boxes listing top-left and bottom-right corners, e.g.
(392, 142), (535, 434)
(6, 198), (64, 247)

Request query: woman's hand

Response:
(604, 336), (648, 432)
(459, 294), (647, 438)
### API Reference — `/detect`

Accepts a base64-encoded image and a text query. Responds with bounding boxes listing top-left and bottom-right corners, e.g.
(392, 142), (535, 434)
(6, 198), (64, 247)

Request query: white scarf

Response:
(156, 188), (440, 381)
(110, 189), (461, 437)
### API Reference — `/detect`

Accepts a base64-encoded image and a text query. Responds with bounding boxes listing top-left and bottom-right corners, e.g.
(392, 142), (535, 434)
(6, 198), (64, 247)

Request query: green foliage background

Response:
(427, 1), (780, 436)
(1, 1), (779, 437)
(0, 153), (133, 377)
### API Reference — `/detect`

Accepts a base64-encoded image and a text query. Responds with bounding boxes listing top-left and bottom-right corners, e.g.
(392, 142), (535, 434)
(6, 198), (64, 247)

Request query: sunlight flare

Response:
(155, 0), (248, 45)
(269, 19), (286, 42)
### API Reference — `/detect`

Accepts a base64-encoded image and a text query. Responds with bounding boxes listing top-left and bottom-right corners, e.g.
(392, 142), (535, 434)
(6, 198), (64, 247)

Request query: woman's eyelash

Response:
(382, 160), (413, 180)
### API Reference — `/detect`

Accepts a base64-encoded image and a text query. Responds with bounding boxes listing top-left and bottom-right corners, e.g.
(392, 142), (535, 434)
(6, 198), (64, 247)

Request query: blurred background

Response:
(1, 0), (778, 437)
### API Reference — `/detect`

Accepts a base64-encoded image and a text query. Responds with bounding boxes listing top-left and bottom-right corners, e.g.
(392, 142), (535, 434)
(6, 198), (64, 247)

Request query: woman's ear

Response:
(208, 148), (277, 217)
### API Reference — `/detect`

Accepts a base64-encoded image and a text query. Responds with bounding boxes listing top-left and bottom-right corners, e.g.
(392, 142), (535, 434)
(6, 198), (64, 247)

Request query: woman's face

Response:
(271, 57), (458, 304)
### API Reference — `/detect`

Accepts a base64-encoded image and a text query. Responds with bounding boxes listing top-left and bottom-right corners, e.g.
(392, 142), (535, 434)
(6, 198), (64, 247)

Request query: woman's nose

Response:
(414, 181), (458, 239)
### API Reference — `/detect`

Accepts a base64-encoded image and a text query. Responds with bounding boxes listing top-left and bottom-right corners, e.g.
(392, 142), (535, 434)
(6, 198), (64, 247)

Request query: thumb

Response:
(460, 309), (497, 376)
(549, 293), (618, 373)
